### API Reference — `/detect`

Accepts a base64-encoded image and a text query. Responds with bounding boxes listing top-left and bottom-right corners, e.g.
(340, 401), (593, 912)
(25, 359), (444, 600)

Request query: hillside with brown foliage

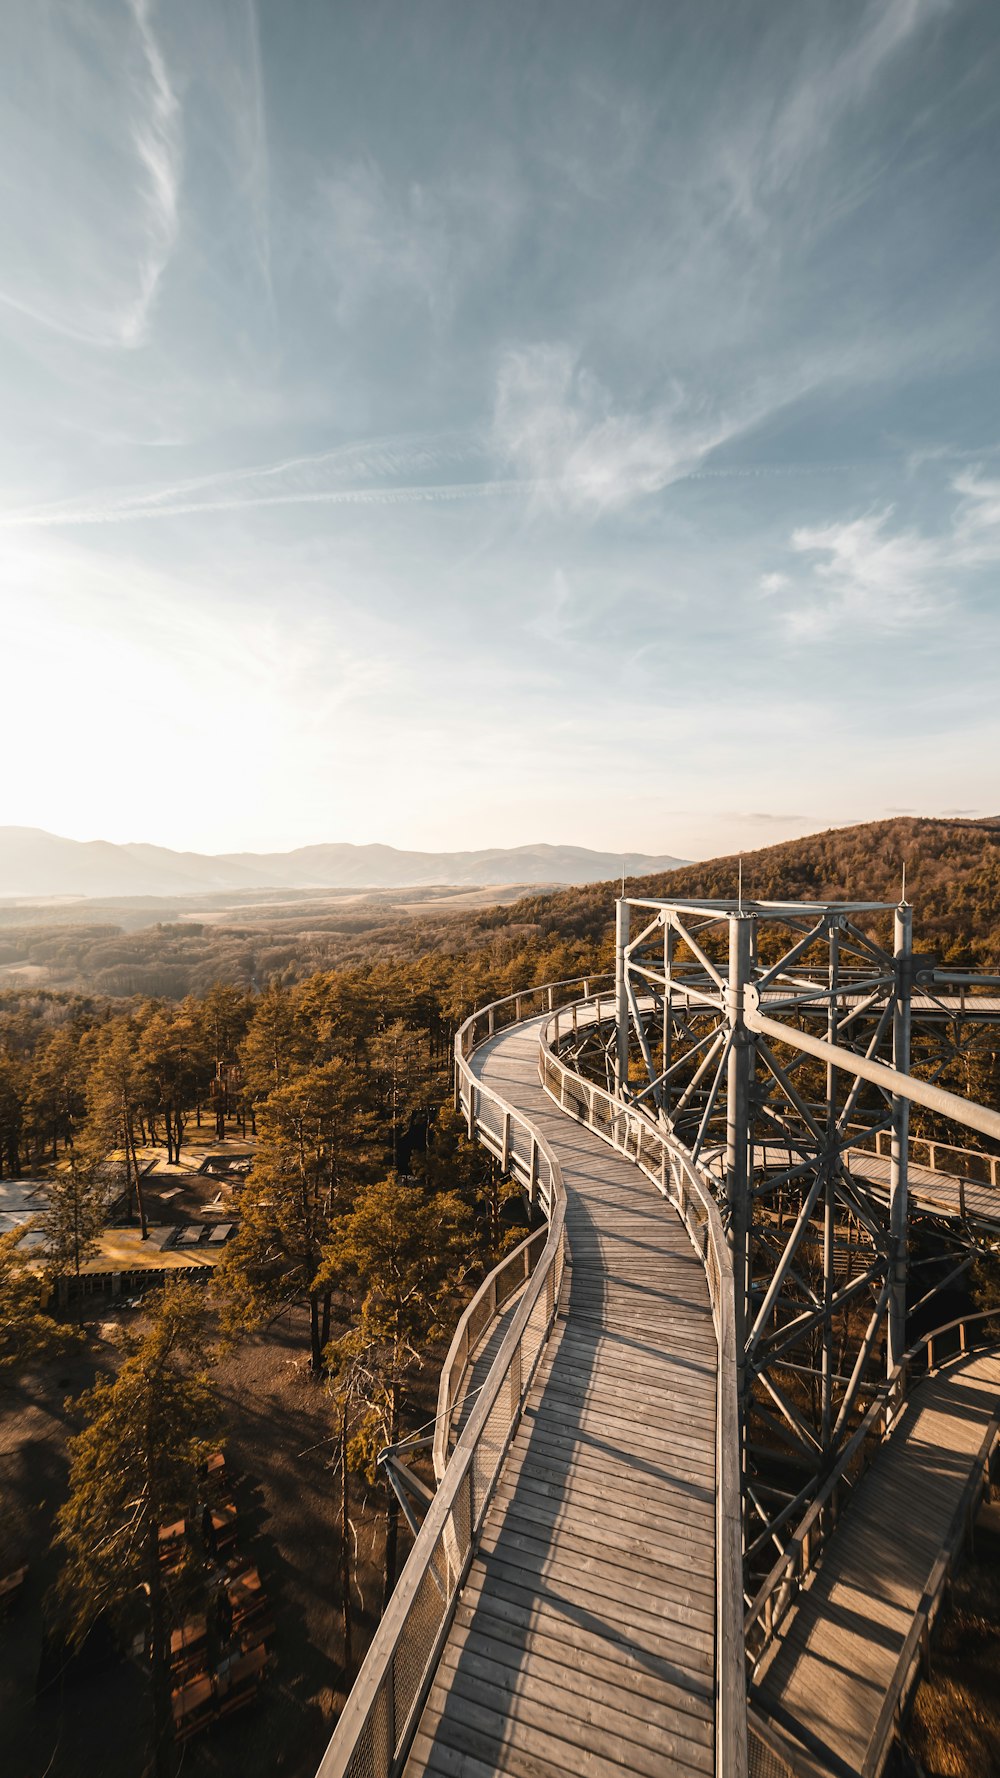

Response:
(0, 817), (997, 1000)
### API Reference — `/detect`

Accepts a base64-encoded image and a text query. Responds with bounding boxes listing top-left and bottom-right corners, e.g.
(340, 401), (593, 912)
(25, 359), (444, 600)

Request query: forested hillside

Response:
(1, 817), (998, 1001)
(1, 813), (997, 1775)
(495, 815), (1000, 969)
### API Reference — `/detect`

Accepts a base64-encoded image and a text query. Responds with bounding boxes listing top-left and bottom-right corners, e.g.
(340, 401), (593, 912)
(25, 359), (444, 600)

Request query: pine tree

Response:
(317, 1176), (471, 1599)
(197, 983), (251, 1138)
(324, 1332), (385, 1676)
(81, 1019), (150, 1236)
(138, 1005), (207, 1168)
(0, 1055), (24, 1180)
(0, 1225), (76, 1378)
(55, 1282), (219, 1776)
(220, 1059), (375, 1369)
(368, 1019), (436, 1170)
(24, 1025), (86, 1164)
(44, 1155), (107, 1316)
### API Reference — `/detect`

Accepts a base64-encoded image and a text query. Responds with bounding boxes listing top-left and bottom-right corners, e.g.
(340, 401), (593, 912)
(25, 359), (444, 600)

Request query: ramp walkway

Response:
(750, 1348), (1000, 1777)
(406, 1014), (720, 1778)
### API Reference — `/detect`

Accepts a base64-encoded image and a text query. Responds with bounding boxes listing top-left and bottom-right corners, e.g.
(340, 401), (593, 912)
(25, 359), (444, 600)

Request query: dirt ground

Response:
(0, 1298), (402, 1778)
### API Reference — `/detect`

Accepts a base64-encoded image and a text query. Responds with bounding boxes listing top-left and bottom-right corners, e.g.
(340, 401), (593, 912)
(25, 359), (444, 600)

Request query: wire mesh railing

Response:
(743, 1307), (1000, 1682)
(431, 1225), (548, 1482)
(314, 988), (573, 1778)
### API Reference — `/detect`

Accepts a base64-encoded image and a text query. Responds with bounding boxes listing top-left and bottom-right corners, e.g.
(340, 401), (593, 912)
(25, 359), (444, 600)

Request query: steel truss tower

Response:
(563, 896), (1000, 1581)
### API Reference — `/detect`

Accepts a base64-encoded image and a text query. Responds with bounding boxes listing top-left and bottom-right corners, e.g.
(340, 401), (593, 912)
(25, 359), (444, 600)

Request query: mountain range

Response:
(0, 828), (688, 900)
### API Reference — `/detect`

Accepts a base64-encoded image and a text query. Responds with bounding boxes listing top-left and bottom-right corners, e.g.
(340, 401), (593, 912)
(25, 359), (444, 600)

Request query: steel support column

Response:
(888, 902), (912, 1380)
(615, 898), (630, 1097)
(822, 924), (839, 1451)
(726, 915), (754, 1411)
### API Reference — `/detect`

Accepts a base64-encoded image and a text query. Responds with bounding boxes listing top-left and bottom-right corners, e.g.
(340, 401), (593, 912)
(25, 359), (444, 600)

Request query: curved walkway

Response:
(404, 1016), (719, 1778)
(752, 1348), (1000, 1776)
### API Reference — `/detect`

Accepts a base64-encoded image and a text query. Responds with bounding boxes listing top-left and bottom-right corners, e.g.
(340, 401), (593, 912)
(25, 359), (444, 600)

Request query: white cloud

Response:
(731, 0), (948, 226)
(769, 467), (1000, 641)
(121, 0), (182, 346)
(491, 343), (724, 515)
(786, 508), (948, 637)
(0, 0), (182, 350)
(952, 470), (1000, 558)
(312, 157), (521, 326)
(0, 430), (501, 529)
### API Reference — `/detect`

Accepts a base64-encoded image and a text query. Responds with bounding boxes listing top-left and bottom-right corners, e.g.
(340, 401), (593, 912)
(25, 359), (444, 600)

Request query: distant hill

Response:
(492, 815), (1000, 968)
(0, 817), (997, 1000)
(0, 828), (688, 900)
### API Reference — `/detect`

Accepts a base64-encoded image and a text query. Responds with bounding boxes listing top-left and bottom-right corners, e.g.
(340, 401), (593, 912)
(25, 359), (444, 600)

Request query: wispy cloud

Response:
(726, 0), (948, 231)
(0, 0), (182, 350)
(312, 155), (522, 327)
(121, 0), (182, 346)
(0, 431), (506, 529)
(491, 343), (732, 516)
(765, 466), (1000, 640)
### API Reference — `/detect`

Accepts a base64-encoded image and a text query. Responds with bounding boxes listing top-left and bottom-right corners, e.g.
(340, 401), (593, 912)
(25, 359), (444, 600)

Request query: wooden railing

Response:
(744, 1308), (1000, 1684)
(539, 994), (748, 1778)
(431, 1225), (547, 1483)
(862, 1125), (1000, 1185)
(315, 988), (575, 1778)
(861, 1407), (1000, 1776)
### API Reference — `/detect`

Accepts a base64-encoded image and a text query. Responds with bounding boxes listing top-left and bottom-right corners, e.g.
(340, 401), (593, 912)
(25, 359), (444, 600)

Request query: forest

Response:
(1, 813), (999, 1777)
(0, 814), (998, 1002)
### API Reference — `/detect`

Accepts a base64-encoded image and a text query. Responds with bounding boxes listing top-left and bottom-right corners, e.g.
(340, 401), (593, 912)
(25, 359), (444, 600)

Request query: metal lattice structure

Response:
(553, 896), (1000, 1579)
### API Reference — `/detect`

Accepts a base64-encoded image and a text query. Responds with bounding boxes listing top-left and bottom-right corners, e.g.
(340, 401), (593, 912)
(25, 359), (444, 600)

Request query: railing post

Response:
(501, 1111), (511, 1173)
(385, 1659), (396, 1776)
(509, 1341), (523, 1418)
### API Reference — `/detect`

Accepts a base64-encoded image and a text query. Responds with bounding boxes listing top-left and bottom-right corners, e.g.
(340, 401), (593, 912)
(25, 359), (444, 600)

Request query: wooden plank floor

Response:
(752, 1348), (1000, 1775)
(405, 1016), (718, 1778)
(847, 1150), (1000, 1230)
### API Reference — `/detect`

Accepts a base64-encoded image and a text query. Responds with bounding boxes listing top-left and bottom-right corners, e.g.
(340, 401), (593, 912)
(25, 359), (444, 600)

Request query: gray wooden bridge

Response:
(749, 1342), (1000, 1776)
(407, 1015), (720, 1778)
(317, 949), (1000, 1778)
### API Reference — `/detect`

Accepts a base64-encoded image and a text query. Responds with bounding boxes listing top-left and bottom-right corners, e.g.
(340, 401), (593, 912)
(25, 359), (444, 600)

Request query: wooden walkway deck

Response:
(405, 1016), (719, 1778)
(847, 1150), (1000, 1229)
(752, 1348), (1000, 1776)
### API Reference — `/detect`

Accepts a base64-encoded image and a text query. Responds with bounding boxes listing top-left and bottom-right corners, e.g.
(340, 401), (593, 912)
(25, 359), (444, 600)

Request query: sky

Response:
(1, 0), (999, 862)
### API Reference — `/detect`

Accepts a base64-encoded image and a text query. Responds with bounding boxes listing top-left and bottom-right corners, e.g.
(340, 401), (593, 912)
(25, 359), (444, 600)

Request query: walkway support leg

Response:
(888, 902), (912, 1382)
(822, 924), (839, 1452)
(615, 899), (630, 1097)
(726, 914), (754, 1418)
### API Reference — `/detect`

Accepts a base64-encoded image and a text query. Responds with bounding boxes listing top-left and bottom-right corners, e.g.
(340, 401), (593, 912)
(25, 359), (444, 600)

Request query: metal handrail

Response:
(538, 993), (748, 1778)
(431, 1225), (547, 1482)
(849, 1124), (1000, 1185)
(861, 1408), (1000, 1776)
(744, 1307), (1000, 1675)
(315, 990), (571, 1778)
